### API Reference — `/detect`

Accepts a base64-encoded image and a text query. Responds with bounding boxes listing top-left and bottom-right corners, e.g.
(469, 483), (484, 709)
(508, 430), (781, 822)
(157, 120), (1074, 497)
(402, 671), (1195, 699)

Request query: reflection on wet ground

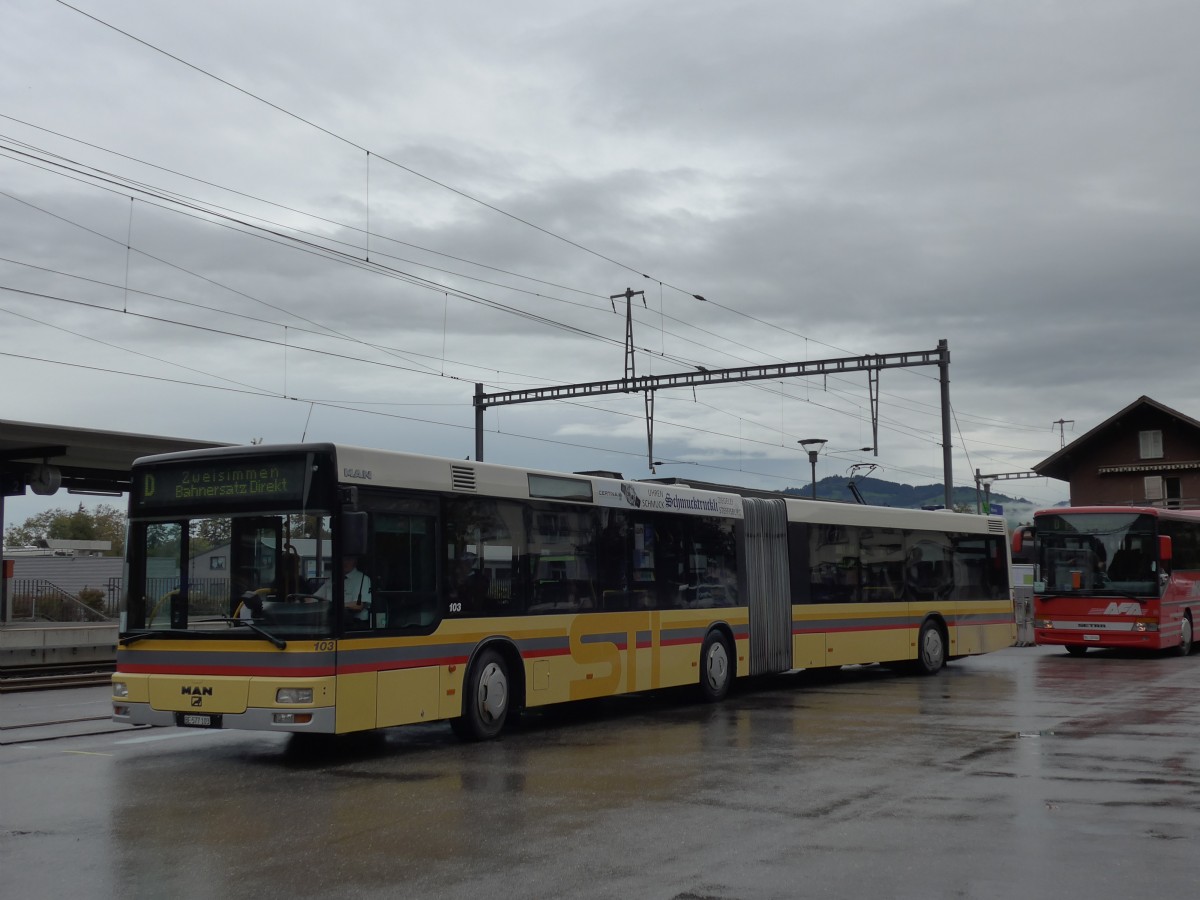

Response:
(4, 646), (1199, 899)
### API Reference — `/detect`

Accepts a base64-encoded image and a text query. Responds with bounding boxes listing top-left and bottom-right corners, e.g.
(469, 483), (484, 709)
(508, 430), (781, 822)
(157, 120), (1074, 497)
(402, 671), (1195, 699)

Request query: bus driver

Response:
(316, 555), (372, 625)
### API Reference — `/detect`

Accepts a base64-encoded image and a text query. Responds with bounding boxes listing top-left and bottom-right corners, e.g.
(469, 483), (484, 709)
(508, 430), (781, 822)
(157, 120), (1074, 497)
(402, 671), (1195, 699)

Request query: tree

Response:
(3, 503), (127, 556)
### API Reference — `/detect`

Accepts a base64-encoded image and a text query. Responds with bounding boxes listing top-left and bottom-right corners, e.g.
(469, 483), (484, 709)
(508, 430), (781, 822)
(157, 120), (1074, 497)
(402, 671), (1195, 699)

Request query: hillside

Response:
(787, 475), (1035, 518)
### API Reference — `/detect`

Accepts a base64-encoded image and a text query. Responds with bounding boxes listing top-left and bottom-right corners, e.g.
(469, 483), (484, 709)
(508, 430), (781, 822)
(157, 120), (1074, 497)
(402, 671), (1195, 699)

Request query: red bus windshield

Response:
(1036, 512), (1159, 597)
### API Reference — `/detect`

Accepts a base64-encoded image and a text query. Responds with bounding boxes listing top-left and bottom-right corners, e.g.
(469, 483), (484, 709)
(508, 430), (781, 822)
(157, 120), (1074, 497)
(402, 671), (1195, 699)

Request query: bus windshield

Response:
(1036, 512), (1159, 596)
(124, 511), (335, 639)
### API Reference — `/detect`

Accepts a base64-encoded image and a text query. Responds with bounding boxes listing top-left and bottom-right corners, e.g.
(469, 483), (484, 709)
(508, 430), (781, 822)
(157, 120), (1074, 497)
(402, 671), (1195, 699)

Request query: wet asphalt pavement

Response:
(2, 644), (1198, 899)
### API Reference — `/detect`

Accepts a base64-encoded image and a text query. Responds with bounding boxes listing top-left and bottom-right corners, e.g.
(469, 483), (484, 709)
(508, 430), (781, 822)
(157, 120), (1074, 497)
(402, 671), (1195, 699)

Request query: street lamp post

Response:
(798, 438), (827, 500)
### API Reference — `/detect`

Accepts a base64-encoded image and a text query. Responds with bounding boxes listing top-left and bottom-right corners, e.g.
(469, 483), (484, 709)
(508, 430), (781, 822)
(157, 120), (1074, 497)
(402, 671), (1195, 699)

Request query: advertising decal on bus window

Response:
(595, 481), (744, 518)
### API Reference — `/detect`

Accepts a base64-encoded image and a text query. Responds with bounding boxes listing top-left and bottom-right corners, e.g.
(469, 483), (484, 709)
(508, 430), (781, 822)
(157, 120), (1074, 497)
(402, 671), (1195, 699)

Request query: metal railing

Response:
(6, 579), (114, 622)
(6, 576), (254, 623)
(1114, 498), (1200, 509)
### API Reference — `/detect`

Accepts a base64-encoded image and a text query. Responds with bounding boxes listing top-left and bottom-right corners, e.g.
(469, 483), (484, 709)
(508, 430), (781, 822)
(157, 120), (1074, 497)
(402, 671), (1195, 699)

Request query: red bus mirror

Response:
(1159, 534), (1173, 564)
(1011, 525), (1035, 564)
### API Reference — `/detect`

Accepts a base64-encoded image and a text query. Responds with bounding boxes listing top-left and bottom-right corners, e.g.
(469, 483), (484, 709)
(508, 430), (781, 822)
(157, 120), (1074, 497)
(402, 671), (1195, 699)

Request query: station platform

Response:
(0, 622), (118, 669)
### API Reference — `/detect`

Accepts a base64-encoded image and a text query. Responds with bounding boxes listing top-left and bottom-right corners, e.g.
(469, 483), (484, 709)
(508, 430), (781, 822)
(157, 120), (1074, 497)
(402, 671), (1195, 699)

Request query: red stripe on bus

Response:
(116, 664), (336, 677)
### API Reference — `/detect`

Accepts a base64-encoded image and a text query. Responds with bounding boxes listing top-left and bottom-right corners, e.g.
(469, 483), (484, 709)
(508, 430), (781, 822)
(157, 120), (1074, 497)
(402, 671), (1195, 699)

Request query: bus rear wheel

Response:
(914, 621), (946, 675)
(699, 630), (734, 702)
(451, 647), (510, 741)
(1175, 614), (1194, 657)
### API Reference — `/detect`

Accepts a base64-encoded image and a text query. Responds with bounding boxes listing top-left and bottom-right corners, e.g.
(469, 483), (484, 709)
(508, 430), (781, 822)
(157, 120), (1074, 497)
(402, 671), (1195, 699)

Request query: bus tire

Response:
(1175, 614), (1194, 657)
(451, 647), (510, 741)
(915, 620), (946, 676)
(699, 630), (734, 702)
(1065, 645), (1088, 657)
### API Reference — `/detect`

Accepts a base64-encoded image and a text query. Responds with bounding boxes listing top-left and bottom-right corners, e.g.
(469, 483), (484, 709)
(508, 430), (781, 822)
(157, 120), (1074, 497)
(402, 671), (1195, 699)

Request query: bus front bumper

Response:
(113, 701), (337, 732)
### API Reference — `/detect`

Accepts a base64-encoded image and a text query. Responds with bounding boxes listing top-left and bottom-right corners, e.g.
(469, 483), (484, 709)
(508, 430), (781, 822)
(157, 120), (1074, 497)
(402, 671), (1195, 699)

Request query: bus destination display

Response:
(134, 457), (308, 510)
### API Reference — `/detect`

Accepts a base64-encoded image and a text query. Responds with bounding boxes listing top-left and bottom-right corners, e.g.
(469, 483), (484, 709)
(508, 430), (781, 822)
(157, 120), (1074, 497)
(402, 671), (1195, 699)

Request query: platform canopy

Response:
(1, 418), (230, 497)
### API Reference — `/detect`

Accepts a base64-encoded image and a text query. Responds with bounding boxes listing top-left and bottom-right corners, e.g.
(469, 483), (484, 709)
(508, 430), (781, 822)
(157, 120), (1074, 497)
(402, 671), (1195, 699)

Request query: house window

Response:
(1144, 476), (1164, 501)
(1139, 430), (1163, 459)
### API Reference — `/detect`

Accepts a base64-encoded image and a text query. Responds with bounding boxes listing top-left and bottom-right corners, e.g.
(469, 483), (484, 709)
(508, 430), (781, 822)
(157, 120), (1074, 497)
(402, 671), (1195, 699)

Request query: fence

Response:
(144, 577), (232, 619)
(7, 579), (114, 622)
(4, 575), (289, 623)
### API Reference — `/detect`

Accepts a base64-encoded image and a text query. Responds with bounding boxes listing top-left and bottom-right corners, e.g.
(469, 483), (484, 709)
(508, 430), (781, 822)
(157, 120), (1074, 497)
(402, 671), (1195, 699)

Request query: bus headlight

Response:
(113, 681), (129, 698)
(276, 688), (313, 704)
(1034, 620), (1052, 629)
(1133, 619), (1159, 633)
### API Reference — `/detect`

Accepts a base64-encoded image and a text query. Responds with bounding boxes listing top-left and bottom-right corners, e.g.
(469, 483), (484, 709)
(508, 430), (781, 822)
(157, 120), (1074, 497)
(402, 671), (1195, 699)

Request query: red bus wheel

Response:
(1176, 615), (1194, 657)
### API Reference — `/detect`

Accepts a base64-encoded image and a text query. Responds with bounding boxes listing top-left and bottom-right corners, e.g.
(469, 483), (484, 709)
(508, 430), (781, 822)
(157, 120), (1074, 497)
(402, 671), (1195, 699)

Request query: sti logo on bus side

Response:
(1089, 602), (1145, 616)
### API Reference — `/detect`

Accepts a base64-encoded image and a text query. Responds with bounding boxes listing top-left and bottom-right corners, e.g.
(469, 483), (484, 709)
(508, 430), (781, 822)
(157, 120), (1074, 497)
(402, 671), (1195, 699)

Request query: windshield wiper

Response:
(209, 617), (288, 649)
(121, 621), (288, 649)
(1039, 588), (1146, 601)
(120, 629), (195, 646)
(1096, 589), (1145, 600)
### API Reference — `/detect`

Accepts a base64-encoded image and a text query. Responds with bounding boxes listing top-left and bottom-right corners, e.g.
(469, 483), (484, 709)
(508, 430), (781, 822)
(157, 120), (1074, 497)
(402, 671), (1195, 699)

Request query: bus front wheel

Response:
(451, 648), (510, 741)
(699, 630), (734, 702)
(1176, 614), (1194, 657)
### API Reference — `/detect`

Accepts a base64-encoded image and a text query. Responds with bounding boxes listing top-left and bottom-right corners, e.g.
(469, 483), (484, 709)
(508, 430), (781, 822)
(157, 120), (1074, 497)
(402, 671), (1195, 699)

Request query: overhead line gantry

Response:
(473, 338), (956, 508)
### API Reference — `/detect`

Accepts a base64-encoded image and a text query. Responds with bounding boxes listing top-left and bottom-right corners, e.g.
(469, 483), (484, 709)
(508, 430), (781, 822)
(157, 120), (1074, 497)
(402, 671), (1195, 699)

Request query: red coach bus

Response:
(1032, 506), (1199, 656)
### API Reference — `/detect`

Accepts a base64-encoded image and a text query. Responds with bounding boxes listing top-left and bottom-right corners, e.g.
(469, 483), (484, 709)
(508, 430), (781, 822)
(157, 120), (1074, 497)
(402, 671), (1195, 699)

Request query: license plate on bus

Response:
(177, 713), (223, 728)
(1083, 635), (1101, 642)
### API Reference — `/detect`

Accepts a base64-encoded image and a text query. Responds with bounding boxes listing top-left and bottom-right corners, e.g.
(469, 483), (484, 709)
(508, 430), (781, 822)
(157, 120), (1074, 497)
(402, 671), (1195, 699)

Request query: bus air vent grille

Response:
(988, 520), (1006, 534)
(451, 465), (477, 492)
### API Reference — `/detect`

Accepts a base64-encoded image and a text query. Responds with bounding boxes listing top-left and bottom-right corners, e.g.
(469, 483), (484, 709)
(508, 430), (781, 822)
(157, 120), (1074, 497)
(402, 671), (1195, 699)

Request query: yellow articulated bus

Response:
(112, 443), (1014, 740)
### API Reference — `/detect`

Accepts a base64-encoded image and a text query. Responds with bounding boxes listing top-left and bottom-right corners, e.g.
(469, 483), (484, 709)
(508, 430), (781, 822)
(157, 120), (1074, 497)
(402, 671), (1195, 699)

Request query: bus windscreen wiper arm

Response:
(214, 618), (288, 649)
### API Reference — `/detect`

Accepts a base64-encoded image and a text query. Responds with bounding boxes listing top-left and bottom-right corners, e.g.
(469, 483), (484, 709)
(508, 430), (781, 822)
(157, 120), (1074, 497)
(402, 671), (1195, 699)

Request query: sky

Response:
(4, 0), (1198, 529)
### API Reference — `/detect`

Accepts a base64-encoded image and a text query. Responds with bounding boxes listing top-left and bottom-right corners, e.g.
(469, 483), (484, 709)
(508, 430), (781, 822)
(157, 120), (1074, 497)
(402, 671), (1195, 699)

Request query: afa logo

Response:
(1092, 601), (1144, 616)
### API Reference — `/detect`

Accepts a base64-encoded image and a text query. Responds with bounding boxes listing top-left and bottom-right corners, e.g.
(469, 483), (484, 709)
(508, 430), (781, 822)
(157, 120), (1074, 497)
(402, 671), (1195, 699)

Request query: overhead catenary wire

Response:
(0, 115), (610, 303)
(2, 347), (1006, 493)
(0, 128), (1053, 441)
(0, 174), (1051, 487)
(45, 2), (1053, 437)
(10, 6), (1059, 487)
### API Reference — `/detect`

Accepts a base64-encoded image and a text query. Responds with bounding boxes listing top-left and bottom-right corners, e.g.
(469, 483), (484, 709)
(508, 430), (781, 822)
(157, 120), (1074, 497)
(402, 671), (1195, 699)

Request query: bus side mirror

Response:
(1011, 525), (1036, 564)
(1159, 535), (1173, 567)
(343, 511), (369, 557)
(1012, 528), (1027, 556)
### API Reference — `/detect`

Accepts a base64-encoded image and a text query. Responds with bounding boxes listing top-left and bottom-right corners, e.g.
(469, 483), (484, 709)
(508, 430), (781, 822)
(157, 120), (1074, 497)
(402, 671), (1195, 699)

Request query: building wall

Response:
(1068, 407), (1200, 506)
